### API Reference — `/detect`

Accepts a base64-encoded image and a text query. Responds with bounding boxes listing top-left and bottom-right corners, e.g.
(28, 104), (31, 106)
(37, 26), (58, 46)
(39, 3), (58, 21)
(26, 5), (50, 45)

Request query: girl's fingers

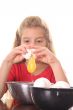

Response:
(12, 45), (27, 55)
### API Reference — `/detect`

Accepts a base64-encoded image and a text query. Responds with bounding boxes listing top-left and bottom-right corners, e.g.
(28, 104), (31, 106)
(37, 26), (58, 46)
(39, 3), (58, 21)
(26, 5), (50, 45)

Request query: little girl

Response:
(0, 16), (68, 98)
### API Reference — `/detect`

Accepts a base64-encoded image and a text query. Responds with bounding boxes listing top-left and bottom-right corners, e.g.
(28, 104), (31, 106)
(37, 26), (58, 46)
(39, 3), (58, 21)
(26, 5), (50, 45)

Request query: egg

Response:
(51, 81), (70, 88)
(33, 77), (52, 88)
(22, 49), (36, 74)
(27, 54), (36, 74)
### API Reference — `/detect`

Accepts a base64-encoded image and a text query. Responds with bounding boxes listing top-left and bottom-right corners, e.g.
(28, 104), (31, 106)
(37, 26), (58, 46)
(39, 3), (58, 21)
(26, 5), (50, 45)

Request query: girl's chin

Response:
(36, 60), (43, 64)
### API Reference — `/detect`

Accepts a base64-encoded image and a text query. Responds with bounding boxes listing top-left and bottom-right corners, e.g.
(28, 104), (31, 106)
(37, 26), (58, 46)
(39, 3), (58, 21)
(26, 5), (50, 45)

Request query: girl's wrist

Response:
(50, 61), (61, 68)
(47, 58), (60, 67)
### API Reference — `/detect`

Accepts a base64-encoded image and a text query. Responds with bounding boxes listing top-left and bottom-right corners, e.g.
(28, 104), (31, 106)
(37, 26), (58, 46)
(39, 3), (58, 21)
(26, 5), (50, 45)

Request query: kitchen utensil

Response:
(31, 86), (73, 110)
(6, 81), (33, 104)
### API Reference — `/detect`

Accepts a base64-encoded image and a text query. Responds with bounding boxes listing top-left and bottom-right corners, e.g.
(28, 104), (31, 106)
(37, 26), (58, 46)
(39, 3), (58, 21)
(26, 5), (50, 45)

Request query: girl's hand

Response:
(4, 45), (28, 64)
(33, 46), (58, 65)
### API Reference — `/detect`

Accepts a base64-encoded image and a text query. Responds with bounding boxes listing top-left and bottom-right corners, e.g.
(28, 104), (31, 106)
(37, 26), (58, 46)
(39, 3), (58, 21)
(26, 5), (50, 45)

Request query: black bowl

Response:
(6, 81), (33, 104)
(30, 87), (73, 110)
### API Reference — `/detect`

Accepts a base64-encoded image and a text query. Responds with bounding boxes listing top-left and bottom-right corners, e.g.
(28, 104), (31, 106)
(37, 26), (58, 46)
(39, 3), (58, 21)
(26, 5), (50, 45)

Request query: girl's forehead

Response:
(21, 27), (45, 37)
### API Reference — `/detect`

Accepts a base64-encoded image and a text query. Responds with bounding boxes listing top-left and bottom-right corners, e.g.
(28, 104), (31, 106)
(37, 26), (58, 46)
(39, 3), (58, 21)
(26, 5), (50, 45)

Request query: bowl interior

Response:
(31, 86), (73, 110)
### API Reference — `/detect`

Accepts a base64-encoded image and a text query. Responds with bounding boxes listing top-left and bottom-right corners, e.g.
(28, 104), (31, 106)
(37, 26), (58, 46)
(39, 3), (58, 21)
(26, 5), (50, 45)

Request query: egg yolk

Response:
(27, 55), (36, 74)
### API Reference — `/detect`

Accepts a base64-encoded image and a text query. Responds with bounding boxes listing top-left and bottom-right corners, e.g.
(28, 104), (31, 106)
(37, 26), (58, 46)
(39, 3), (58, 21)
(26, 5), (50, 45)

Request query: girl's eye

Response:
(36, 39), (43, 43)
(23, 40), (30, 43)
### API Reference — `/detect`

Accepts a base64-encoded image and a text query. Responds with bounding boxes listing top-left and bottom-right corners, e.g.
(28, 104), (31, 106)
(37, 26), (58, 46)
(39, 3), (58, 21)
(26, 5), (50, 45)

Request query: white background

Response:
(0, 0), (73, 86)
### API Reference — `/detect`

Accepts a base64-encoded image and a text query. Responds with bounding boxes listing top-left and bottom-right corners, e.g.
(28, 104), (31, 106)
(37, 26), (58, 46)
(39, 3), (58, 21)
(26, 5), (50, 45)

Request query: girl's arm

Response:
(0, 44), (27, 98)
(0, 60), (12, 98)
(34, 46), (69, 83)
(49, 60), (68, 82)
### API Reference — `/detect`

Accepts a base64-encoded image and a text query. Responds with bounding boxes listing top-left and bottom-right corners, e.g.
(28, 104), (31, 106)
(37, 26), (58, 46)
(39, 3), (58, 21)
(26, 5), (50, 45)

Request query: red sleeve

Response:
(46, 65), (56, 83)
(50, 71), (56, 83)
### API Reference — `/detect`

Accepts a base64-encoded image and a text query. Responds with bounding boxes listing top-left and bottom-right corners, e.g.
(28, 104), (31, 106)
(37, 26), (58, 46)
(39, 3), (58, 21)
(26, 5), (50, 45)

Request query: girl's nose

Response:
(29, 41), (35, 47)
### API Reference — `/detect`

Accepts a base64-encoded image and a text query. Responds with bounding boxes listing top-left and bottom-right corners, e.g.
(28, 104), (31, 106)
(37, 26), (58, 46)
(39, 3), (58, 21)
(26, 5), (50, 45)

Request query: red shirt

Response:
(7, 62), (56, 83)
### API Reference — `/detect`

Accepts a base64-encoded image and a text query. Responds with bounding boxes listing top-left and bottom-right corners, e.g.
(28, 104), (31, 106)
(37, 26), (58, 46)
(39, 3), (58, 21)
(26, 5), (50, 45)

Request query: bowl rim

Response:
(30, 86), (73, 92)
(5, 81), (33, 85)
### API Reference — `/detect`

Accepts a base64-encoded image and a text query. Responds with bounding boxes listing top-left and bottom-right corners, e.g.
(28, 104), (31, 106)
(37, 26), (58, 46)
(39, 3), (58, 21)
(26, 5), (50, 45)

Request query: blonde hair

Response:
(13, 16), (55, 53)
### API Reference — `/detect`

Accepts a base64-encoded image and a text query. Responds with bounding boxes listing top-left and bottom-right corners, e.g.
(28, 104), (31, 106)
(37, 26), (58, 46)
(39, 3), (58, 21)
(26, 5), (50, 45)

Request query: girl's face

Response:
(21, 27), (47, 48)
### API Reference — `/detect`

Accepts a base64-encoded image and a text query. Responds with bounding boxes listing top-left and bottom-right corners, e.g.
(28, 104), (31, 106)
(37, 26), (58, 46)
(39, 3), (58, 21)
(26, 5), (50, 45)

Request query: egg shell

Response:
(51, 81), (70, 88)
(23, 49), (35, 59)
(33, 77), (52, 88)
